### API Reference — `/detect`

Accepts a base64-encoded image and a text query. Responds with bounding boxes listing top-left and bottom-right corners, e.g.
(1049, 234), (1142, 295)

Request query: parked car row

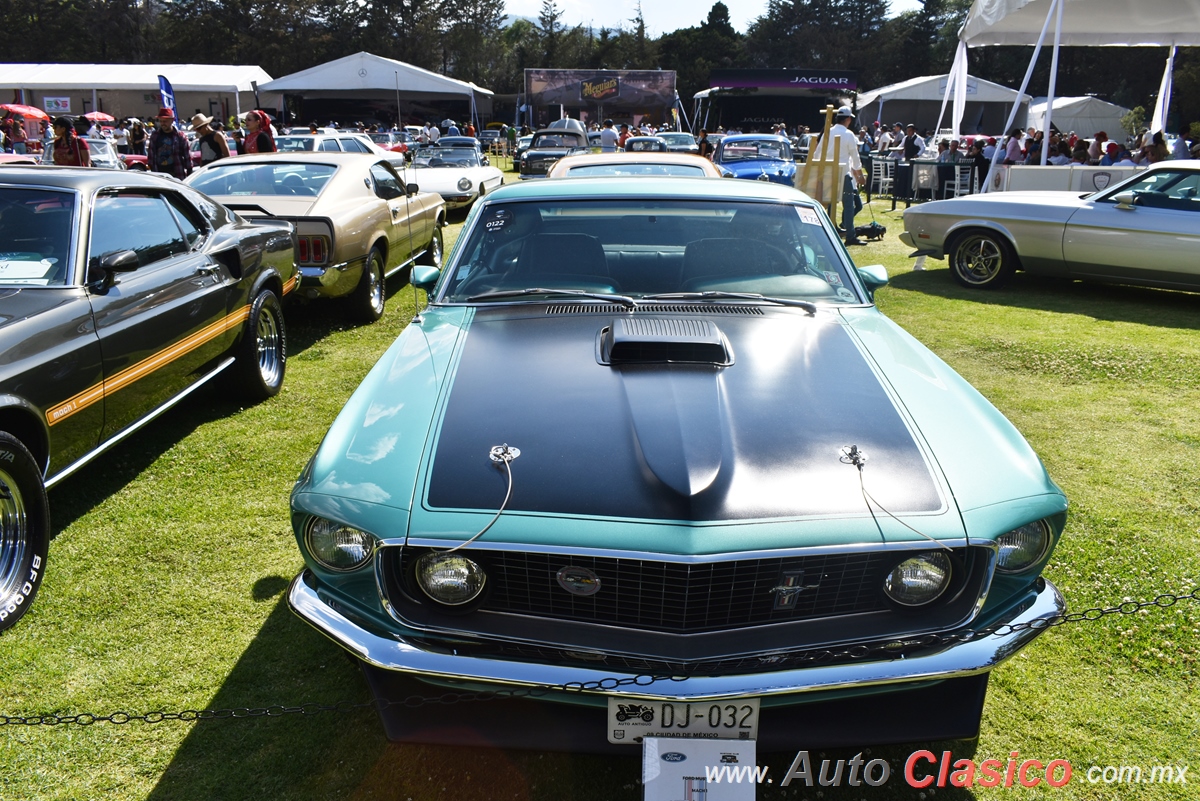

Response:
(0, 151), (446, 631)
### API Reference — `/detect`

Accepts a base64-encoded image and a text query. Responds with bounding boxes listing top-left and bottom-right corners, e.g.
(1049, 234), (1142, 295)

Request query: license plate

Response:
(607, 698), (760, 744)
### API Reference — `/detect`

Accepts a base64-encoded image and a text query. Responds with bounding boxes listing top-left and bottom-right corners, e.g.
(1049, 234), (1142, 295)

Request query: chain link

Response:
(3, 586), (1197, 729)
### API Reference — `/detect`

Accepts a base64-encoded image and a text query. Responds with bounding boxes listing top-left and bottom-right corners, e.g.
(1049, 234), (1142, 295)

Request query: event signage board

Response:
(581, 76), (620, 102)
(709, 69), (857, 91)
(43, 97), (71, 114)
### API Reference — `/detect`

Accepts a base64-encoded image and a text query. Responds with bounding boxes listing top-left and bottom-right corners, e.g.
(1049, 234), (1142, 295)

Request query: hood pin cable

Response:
(840, 445), (951, 552)
(438, 444), (520, 553)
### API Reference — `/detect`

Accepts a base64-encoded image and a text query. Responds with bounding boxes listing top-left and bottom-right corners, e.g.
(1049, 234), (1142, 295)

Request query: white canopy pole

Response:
(1151, 46), (1176, 134)
(981, 0), (1059, 191)
(1041, 0), (1064, 164)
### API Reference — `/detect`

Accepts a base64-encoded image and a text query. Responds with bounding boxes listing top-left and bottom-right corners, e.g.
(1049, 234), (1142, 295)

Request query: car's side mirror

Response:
(856, 263), (889, 300)
(1112, 191), (1136, 209)
(412, 264), (440, 292)
(90, 249), (138, 289)
(100, 249), (139, 272)
(481, 156), (490, 166)
(406, 183), (420, 196)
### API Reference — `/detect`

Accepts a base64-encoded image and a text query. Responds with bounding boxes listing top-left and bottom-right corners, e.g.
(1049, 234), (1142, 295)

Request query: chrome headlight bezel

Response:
(882, 551), (954, 607)
(995, 519), (1052, 574)
(414, 552), (487, 607)
(457, 177), (473, 192)
(304, 517), (376, 572)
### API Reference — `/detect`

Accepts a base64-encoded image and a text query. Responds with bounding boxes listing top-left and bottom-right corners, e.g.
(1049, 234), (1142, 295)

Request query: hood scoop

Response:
(600, 318), (732, 366)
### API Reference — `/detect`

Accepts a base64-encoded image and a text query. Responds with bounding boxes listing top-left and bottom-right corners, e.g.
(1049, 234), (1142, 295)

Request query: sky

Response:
(504, 0), (926, 37)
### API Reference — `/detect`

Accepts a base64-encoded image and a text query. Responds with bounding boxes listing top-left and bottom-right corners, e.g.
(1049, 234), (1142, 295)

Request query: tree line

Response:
(2, 0), (1196, 125)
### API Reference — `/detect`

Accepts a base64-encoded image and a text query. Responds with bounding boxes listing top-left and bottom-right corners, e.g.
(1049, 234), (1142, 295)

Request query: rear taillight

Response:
(296, 235), (330, 265)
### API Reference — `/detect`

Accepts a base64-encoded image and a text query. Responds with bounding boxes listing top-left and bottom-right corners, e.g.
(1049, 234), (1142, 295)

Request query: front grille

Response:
(399, 549), (895, 634)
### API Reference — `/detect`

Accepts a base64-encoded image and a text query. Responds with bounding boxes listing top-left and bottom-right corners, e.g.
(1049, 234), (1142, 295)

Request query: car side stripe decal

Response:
(46, 304), (252, 427)
(282, 273), (297, 295)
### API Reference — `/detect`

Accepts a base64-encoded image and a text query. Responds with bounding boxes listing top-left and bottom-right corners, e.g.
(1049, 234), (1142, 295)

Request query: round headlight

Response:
(996, 520), (1051, 573)
(883, 551), (953, 607)
(457, 177), (473, 192)
(305, 518), (375, 572)
(415, 552), (487, 606)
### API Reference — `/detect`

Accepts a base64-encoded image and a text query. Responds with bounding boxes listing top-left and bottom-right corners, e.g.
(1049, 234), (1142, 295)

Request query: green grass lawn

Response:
(0, 197), (1197, 800)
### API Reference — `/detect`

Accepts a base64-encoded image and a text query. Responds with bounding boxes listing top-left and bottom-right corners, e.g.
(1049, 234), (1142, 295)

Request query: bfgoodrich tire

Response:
(352, 246), (387, 323)
(233, 289), (286, 402)
(0, 433), (49, 633)
(948, 230), (1018, 289)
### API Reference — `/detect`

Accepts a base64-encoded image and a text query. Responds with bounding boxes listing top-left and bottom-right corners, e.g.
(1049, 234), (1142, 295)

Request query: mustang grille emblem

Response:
(770, 570), (821, 610)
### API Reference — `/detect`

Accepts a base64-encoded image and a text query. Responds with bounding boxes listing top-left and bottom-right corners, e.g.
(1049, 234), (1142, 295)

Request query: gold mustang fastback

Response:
(188, 152), (445, 321)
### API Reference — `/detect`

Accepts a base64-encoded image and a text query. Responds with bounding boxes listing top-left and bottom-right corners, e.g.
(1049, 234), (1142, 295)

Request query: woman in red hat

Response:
(241, 110), (276, 153)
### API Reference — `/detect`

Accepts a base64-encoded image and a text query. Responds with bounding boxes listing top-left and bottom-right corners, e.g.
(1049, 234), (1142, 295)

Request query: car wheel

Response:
(234, 289), (286, 402)
(352, 246), (387, 323)
(0, 433), (49, 633)
(948, 231), (1017, 289)
(419, 226), (444, 269)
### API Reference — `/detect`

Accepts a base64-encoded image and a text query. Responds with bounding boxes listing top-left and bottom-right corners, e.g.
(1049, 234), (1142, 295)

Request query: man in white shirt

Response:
(1172, 127), (1192, 160)
(599, 119), (619, 153)
(895, 123), (926, 161)
(809, 106), (866, 246)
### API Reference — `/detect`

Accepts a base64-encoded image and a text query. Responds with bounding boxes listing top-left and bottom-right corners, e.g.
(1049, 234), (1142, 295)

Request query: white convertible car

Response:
(900, 161), (1200, 290)
(407, 146), (504, 210)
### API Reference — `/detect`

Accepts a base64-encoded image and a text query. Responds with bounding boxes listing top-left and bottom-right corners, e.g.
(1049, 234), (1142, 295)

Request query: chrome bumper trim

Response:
(288, 573), (1063, 702)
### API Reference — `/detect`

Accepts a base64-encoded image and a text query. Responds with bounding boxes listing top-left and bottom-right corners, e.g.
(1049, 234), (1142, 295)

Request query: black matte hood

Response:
(426, 308), (943, 521)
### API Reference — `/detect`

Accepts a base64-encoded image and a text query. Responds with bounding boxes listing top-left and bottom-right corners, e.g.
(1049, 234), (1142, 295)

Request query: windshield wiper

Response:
(467, 287), (637, 308)
(643, 292), (818, 315)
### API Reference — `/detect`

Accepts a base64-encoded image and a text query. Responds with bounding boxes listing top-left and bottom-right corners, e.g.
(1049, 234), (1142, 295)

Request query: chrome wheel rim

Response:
(429, 231), (443, 268)
(0, 468), (29, 602)
(955, 236), (1004, 284)
(255, 302), (283, 386)
(367, 254), (384, 315)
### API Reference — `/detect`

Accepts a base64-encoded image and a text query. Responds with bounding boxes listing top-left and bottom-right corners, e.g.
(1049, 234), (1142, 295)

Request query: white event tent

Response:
(259, 52), (493, 128)
(1027, 95), (1130, 136)
(0, 63), (272, 120)
(939, 0), (1200, 179)
(858, 74), (1029, 134)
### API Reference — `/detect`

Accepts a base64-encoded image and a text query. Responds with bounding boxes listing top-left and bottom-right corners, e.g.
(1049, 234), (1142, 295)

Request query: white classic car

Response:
(406, 145), (504, 210)
(899, 160), (1200, 290)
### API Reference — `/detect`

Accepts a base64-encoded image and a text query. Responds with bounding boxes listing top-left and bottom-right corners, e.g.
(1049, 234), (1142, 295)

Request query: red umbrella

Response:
(0, 103), (50, 121)
(83, 111), (115, 122)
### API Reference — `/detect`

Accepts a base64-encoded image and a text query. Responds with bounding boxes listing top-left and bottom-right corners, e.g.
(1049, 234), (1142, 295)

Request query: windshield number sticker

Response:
(797, 207), (821, 226)
(836, 287), (857, 301)
(484, 209), (511, 232)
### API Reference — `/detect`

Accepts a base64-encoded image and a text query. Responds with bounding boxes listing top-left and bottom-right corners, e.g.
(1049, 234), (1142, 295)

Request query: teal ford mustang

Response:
(288, 177), (1066, 752)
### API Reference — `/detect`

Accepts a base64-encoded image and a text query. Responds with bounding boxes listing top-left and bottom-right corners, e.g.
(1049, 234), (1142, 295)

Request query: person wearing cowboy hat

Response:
(147, 107), (192, 180)
(192, 113), (230, 166)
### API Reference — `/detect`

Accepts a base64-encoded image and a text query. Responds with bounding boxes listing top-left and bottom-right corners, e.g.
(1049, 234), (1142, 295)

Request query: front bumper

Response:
(898, 230), (944, 258)
(288, 571), (1063, 702)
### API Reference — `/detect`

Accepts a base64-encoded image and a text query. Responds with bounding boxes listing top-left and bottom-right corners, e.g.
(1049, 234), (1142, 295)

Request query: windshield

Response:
(659, 134), (696, 146)
(275, 136), (317, 152)
(531, 133), (585, 149)
(412, 148), (482, 168)
(438, 198), (861, 305)
(565, 163), (708, 177)
(720, 139), (792, 162)
(189, 162), (338, 196)
(0, 188), (75, 286)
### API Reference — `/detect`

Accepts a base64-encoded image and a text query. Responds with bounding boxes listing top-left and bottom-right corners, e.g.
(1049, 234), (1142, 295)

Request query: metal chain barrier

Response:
(2, 586), (1197, 729)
